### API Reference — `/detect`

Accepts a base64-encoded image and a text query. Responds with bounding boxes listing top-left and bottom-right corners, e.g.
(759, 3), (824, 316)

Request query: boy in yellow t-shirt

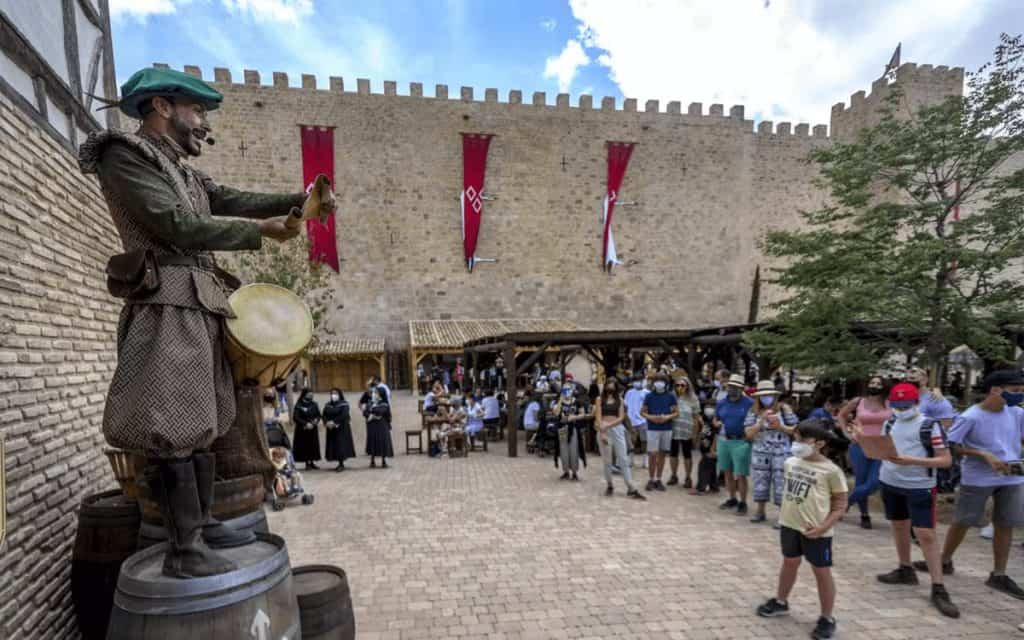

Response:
(757, 419), (848, 640)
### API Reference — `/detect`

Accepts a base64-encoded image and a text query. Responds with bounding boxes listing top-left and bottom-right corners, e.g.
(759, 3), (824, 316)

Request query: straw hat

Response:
(752, 380), (780, 397)
(726, 374), (746, 388)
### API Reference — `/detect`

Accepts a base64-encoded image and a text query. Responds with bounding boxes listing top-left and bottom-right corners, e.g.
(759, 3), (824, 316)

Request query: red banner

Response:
(603, 142), (634, 272)
(461, 133), (493, 271)
(300, 126), (339, 272)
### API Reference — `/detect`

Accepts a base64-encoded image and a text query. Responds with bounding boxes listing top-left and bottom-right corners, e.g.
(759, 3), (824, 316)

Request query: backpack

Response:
(882, 416), (951, 480)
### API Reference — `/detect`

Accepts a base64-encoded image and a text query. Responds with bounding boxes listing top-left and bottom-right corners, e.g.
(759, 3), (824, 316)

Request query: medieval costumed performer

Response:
(78, 68), (337, 578)
(552, 386), (589, 480)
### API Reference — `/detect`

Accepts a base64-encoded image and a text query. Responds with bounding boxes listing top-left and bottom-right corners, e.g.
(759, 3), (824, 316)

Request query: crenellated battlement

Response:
(828, 62), (964, 142)
(154, 63), (831, 138)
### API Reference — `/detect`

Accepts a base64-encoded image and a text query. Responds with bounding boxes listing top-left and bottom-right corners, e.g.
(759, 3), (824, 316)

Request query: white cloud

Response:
(540, 18), (557, 32)
(567, 0), (984, 125)
(109, 0), (179, 20)
(543, 39), (590, 93)
(221, 0), (313, 23)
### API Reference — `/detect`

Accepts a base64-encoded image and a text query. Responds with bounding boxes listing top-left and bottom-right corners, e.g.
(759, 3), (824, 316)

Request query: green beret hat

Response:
(117, 68), (223, 119)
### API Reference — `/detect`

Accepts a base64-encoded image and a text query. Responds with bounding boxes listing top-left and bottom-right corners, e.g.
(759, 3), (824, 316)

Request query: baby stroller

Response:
(528, 413), (559, 457)
(264, 419), (314, 511)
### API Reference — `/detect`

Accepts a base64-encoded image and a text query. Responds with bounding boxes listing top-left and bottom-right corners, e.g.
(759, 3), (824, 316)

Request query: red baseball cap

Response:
(889, 382), (919, 407)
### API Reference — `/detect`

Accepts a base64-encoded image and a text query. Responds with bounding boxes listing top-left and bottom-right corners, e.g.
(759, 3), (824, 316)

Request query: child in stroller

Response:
(269, 446), (314, 510)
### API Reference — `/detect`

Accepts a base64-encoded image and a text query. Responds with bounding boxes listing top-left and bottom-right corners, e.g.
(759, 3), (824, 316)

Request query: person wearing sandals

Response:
(668, 376), (702, 489)
(595, 378), (646, 500)
(836, 376), (891, 529)
(746, 380), (798, 526)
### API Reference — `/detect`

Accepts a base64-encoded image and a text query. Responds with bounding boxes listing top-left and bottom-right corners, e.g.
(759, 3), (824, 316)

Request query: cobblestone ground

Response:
(269, 393), (1022, 640)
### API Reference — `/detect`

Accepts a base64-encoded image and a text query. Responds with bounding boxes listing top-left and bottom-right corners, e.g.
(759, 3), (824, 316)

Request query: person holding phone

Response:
(926, 370), (1024, 601)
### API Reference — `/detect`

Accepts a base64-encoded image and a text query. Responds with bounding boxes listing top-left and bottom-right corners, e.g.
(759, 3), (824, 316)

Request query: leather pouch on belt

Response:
(106, 250), (160, 298)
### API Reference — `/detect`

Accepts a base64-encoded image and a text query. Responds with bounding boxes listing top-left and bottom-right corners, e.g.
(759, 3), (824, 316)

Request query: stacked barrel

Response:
(71, 391), (355, 639)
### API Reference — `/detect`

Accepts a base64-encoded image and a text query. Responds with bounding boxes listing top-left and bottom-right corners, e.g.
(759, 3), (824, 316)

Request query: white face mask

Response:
(893, 407), (918, 420)
(790, 442), (815, 459)
(330, 393), (340, 402)
(761, 396), (775, 408)
(653, 381), (666, 392)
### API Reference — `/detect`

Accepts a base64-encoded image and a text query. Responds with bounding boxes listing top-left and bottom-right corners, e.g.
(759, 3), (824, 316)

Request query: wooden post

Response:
(409, 348), (417, 395)
(377, 354), (386, 385)
(505, 345), (518, 457)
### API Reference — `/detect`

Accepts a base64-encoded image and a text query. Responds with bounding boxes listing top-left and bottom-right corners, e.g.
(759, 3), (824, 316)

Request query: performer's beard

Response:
(170, 113), (204, 157)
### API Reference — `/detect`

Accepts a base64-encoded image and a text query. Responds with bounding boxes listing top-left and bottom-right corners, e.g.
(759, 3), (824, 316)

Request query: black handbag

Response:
(105, 250), (160, 298)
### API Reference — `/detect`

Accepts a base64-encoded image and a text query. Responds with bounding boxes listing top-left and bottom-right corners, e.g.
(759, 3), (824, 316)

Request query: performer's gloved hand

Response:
(259, 215), (302, 242)
(320, 190), (338, 222)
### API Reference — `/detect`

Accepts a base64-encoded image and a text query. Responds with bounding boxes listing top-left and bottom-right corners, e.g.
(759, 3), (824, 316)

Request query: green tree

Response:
(745, 34), (1024, 380)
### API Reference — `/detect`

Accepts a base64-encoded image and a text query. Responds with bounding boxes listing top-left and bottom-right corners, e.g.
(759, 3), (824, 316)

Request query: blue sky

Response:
(110, 0), (1022, 125)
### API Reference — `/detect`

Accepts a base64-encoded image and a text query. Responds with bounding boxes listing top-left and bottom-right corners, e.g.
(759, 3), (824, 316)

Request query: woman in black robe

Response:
(323, 388), (356, 472)
(363, 386), (394, 468)
(292, 389), (322, 470)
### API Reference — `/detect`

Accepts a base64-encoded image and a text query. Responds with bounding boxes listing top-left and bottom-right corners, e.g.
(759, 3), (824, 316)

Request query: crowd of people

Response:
(479, 362), (1023, 640)
(260, 376), (395, 475)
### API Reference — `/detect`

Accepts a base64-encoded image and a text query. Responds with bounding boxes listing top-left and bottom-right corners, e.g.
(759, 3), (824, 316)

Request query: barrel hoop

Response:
(113, 533), (291, 615)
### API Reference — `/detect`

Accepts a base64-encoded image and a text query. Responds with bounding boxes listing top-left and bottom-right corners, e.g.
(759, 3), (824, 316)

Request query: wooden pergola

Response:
(407, 319), (579, 392)
(462, 323), (763, 457)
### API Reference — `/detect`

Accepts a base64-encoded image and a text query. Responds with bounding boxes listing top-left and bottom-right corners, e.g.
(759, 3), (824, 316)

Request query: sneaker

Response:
(645, 480), (655, 491)
(571, 472), (579, 481)
(986, 573), (1024, 600)
(930, 585), (960, 618)
(605, 485), (614, 497)
(860, 515), (872, 530)
(736, 501), (748, 516)
(719, 498), (739, 510)
(654, 481), (667, 492)
(627, 489), (647, 501)
(683, 477), (693, 489)
(811, 616), (836, 639)
(755, 597), (789, 618)
(980, 524), (994, 539)
(912, 559), (953, 575)
(610, 465), (622, 475)
(750, 513), (767, 524)
(559, 472), (570, 481)
(877, 565), (919, 585)
(667, 475), (679, 486)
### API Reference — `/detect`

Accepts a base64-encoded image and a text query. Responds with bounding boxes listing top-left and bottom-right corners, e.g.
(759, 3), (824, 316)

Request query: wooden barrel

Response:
(71, 489), (141, 640)
(138, 473), (266, 524)
(293, 565), (356, 640)
(107, 533), (299, 640)
(137, 508), (270, 549)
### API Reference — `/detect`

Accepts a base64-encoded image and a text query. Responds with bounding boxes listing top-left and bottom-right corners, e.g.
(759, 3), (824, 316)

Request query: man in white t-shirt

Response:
(624, 376), (649, 469)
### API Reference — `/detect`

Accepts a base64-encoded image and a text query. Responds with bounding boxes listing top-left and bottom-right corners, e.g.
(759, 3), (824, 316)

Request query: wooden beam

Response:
(62, 0), (82, 100)
(505, 345), (518, 457)
(409, 348), (418, 395)
(515, 341), (551, 377)
(377, 355), (386, 384)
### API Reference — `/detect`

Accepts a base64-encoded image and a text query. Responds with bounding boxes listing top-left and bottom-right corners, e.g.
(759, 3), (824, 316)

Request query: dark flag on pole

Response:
(884, 43), (901, 78)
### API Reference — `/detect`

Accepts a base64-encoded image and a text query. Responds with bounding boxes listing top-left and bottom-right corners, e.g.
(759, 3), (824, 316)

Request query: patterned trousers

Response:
(752, 448), (789, 505)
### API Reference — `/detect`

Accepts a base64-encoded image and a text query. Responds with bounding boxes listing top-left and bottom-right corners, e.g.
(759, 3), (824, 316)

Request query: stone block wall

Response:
(0, 91), (120, 638)
(188, 67), (863, 349)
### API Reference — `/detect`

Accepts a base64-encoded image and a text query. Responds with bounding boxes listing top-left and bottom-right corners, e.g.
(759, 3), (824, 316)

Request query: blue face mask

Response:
(1002, 390), (1024, 407)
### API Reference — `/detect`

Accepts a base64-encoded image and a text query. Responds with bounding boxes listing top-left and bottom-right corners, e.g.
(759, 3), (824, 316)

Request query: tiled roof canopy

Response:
(309, 337), (386, 359)
(409, 319), (579, 350)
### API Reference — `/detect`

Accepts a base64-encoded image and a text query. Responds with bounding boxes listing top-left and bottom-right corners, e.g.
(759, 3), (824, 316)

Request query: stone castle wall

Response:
(0, 91), (120, 637)
(180, 62), (961, 350)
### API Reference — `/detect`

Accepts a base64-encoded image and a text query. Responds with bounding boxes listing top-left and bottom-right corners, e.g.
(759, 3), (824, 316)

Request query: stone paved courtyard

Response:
(268, 393), (1022, 639)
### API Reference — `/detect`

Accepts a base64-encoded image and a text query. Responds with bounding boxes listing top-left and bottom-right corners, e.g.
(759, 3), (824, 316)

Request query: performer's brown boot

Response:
(147, 459), (237, 578)
(193, 452), (256, 548)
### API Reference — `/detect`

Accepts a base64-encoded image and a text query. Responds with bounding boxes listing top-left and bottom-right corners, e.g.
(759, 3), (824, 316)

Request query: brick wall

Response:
(183, 63), (963, 350)
(0, 90), (120, 638)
